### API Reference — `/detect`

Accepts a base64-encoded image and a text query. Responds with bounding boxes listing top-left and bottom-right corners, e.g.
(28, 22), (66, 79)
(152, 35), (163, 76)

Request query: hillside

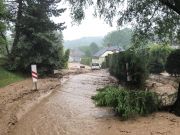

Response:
(64, 36), (103, 49)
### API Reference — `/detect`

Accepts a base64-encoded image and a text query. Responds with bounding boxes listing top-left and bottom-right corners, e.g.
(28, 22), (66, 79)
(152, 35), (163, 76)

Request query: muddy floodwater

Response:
(8, 71), (180, 135)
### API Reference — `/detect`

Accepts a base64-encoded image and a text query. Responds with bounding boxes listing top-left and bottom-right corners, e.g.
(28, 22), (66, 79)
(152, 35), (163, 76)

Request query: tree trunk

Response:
(172, 82), (180, 116)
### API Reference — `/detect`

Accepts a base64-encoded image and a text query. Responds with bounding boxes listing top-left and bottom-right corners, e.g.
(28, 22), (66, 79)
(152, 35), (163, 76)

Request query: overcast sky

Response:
(53, 6), (118, 41)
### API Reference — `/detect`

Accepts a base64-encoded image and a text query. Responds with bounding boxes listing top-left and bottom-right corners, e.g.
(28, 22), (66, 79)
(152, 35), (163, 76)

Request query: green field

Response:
(0, 58), (25, 88)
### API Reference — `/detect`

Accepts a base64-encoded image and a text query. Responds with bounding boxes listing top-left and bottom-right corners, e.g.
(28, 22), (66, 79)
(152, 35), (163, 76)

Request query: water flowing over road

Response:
(8, 71), (180, 135)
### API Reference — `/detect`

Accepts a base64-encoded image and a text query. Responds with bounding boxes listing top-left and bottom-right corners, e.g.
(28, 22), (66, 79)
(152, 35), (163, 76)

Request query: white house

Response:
(92, 46), (124, 65)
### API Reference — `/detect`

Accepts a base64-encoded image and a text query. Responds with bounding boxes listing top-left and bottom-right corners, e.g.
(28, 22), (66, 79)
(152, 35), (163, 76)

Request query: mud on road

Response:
(0, 77), (61, 135)
(3, 70), (180, 135)
(1, 70), (180, 135)
(0, 67), (90, 135)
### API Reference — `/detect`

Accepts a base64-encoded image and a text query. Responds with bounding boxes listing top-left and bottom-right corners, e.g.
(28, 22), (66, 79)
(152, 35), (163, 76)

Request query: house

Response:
(69, 49), (84, 63)
(92, 46), (124, 65)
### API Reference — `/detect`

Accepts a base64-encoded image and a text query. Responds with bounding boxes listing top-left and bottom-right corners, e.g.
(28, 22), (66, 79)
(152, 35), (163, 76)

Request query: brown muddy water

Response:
(8, 71), (180, 135)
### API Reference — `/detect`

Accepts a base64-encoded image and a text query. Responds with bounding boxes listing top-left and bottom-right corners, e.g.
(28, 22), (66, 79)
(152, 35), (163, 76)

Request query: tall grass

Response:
(0, 58), (25, 88)
(92, 86), (160, 120)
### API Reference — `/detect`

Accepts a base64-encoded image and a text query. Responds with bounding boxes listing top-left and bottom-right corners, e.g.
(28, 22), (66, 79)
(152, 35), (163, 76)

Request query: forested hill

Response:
(64, 36), (103, 49)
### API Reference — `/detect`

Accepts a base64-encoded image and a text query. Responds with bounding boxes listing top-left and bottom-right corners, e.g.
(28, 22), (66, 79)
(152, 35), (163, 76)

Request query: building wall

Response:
(101, 51), (114, 57)
(92, 51), (113, 65)
(92, 51), (114, 65)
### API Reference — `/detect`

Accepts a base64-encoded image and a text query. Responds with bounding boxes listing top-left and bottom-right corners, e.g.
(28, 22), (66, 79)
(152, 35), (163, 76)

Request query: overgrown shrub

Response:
(92, 86), (160, 120)
(165, 49), (180, 76)
(148, 45), (172, 74)
(107, 50), (148, 88)
(101, 55), (111, 69)
(101, 62), (107, 69)
(149, 61), (164, 74)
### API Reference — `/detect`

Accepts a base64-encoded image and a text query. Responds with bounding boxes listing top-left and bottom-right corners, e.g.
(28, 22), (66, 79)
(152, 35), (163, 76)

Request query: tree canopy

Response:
(67, 0), (180, 45)
(103, 28), (132, 49)
(2, 0), (69, 75)
(79, 42), (100, 57)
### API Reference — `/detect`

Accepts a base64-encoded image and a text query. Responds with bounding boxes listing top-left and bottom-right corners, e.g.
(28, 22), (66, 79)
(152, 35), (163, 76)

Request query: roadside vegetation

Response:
(93, 45), (180, 119)
(166, 49), (180, 76)
(92, 86), (160, 120)
(0, 0), (70, 88)
(0, 66), (24, 88)
(0, 58), (24, 88)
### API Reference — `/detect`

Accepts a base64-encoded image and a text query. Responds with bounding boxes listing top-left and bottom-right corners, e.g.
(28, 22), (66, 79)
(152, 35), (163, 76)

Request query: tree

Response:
(79, 42), (100, 57)
(6, 0), (67, 75)
(0, 0), (9, 56)
(63, 49), (70, 68)
(67, 0), (180, 44)
(103, 28), (132, 49)
(89, 42), (99, 55)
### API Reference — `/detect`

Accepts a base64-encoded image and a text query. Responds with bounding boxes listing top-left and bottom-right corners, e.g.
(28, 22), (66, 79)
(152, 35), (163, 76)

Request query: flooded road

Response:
(8, 71), (180, 135)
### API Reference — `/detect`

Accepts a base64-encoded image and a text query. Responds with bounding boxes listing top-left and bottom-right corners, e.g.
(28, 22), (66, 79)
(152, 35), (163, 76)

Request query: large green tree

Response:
(79, 42), (100, 57)
(6, 0), (67, 74)
(103, 28), (132, 49)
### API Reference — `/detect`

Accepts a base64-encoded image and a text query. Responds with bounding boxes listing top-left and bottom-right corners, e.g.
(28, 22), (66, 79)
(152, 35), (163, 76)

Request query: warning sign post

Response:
(31, 65), (38, 90)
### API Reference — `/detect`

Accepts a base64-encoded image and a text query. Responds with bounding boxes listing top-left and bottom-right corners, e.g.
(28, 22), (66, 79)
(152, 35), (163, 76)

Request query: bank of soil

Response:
(5, 70), (180, 135)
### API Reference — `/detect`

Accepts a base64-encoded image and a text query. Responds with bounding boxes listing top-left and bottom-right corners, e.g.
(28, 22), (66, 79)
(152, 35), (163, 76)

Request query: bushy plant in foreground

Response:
(92, 86), (160, 120)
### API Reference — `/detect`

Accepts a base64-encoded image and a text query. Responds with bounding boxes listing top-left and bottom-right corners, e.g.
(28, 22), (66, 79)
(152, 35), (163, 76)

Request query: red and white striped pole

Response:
(31, 65), (38, 90)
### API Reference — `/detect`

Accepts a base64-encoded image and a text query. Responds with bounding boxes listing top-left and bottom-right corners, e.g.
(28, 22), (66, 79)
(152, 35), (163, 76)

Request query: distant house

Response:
(69, 49), (84, 63)
(92, 46), (124, 65)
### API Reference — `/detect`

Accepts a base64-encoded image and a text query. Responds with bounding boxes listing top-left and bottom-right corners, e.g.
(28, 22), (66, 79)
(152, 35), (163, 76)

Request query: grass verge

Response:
(0, 58), (25, 88)
(0, 67), (25, 88)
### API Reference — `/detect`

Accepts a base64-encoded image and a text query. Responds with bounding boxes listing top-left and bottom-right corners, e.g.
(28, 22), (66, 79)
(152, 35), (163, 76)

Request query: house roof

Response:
(93, 46), (124, 57)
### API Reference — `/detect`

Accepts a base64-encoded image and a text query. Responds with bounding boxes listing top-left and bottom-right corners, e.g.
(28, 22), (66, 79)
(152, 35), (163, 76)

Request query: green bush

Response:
(101, 55), (111, 69)
(80, 57), (92, 66)
(107, 50), (148, 88)
(149, 61), (164, 74)
(165, 49), (180, 76)
(148, 45), (172, 74)
(92, 86), (160, 120)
